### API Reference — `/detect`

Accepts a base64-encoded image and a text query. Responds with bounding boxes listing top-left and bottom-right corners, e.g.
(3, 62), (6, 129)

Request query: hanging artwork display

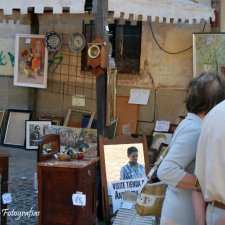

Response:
(193, 33), (225, 77)
(14, 34), (48, 88)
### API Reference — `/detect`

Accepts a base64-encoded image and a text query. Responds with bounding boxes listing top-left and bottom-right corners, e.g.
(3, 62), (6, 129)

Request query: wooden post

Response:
(95, 0), (109, 136)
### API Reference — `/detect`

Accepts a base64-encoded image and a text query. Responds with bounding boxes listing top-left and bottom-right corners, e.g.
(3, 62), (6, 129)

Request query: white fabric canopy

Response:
(108, 0), (215, 24)
(0, 0), (85, 15)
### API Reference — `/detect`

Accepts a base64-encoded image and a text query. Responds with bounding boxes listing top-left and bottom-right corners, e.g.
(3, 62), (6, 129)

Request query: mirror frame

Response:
(99, 134), (150, 225)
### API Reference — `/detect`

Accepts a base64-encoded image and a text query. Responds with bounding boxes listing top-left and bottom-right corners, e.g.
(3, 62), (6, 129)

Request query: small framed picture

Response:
(151, 131), (173, 151)
(14, 34), (48, 88)
(2, 109), (32, 148)
(25, 120), (52, 150)
(39, 115), (63, 126)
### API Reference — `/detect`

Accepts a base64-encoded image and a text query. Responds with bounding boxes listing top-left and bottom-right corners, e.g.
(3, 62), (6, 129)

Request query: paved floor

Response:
(1, 145), (105, 225)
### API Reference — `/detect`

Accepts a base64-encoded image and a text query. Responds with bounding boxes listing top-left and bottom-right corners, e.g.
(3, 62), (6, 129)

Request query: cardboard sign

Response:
(110, 178), (146, 213)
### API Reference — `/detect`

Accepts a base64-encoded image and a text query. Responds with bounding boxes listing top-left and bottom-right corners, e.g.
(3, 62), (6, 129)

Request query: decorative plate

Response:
(45, 31), (62, 52)
(68, 33), (86, 52)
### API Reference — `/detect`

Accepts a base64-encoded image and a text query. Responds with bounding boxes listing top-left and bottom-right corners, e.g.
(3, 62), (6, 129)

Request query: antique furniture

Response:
(37, 134), (98, 225)
(99, 134), (150, 225)
(0, 150), (11, 225)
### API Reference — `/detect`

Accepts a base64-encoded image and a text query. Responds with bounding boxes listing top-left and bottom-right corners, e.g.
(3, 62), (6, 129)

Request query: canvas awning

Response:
(108, 0), (215, 24)
(0, 0), (86, 15)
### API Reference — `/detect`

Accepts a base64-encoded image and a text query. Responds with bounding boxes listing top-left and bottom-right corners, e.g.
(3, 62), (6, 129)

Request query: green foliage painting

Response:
(193, 33), (225, 77)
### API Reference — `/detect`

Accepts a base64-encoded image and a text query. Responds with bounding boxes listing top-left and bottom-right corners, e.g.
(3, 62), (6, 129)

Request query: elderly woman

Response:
(120, 146), (146, 180)
(157, 72), (225, 225)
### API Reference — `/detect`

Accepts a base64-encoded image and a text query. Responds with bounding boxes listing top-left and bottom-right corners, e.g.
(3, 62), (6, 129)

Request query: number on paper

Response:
(72, 193), (86, 206)
(2, 193), (12, 204)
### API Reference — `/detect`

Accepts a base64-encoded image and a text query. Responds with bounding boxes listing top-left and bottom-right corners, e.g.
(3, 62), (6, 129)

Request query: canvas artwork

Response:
(49, 126), (97, 153)
(14, 34), (48, 88)
(193, 33), (225, 77)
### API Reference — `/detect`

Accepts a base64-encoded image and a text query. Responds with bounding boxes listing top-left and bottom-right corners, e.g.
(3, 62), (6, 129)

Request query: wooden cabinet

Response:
(38, 158), (98, 225)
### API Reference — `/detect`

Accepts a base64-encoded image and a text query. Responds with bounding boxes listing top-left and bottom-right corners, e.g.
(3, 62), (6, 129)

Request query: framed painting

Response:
(14, 34), (48, 88)
(193, 33), (225, 77)
(2, 109), (32, 148)
(25, 120), (52, 150)
(106, 67), (117, 126)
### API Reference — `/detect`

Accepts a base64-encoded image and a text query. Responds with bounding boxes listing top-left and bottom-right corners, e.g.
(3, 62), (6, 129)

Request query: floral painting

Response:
(14, 34), (48, 88)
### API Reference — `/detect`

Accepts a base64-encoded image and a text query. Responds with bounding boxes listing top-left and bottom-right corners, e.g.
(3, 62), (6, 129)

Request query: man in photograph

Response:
(30, 125), (42, 146)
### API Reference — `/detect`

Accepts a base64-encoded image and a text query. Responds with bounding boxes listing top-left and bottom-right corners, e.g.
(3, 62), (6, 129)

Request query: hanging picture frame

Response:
(2, 109), (32, 148)
(14, 34), (48, 88)
(193, 32), (225, 77)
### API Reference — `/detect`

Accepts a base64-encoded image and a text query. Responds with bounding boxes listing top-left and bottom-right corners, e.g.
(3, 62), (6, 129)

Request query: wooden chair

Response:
(37, 134), (60, 162)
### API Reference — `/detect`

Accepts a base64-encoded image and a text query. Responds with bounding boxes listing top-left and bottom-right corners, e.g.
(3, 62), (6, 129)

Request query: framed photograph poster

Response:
(14, 34), (48, 88)
(2, 109), (32, 148)
(193, 33), (225, 77)
(25, 120), (52, 150)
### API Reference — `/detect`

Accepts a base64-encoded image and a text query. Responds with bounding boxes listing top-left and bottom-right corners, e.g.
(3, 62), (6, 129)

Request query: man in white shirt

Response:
(195, 100), (225, 225)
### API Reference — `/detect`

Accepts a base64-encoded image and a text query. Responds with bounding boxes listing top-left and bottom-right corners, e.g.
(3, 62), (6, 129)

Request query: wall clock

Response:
(68, 32), (86, 52)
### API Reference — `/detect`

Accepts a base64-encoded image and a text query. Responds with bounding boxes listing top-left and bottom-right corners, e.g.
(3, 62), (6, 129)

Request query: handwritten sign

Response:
(72, 193), (86, 206)
(128, 89), (150, 105)
(72, 95), (85, 107)
(2, 193), (12, 204)
(110, 178), (146, 213)
(155, 120), (170, 132)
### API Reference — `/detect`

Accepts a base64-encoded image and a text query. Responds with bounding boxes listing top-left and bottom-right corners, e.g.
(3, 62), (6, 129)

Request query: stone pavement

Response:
(0, 145), (105, 225)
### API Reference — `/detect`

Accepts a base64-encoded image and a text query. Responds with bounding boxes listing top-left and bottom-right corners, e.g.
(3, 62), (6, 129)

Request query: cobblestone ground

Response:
(1, 146), (105, 225)
(2, 146), (38, 225)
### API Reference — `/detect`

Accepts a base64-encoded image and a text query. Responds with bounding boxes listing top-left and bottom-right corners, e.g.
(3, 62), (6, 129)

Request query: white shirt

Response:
(195, 100), (225, 203)
(157, 113), (202, 225)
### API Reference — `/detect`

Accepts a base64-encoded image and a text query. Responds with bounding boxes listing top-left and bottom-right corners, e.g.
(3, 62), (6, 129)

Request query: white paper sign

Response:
(155, 120), (170, 132)
(111, 178), (146, 213)
(122, 123), (131, 135)
(121, 201), (133, 209)
(72, 193), (86, 206)
(2, 193), (12, 204)
(128, 89), (150, 105)
(72, 95), (85, 107)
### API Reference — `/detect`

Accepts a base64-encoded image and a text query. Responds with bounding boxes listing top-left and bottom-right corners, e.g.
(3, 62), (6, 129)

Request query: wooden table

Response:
(0, 150), (11, 225)
(38, 157), (99, 225)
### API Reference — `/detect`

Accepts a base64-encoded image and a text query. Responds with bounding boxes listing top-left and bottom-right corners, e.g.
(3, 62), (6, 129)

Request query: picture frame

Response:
(193, 33), (225, 77)
(0, 109), (5, 129)
(39, 115), (63, 126)
(2, 109), (32, 148)
(25, 120), (52, 150)
(153, 143), (169, 163)
(106, 67), (117, 126)
(150, 131), (173, 151)
(14, 34), (48, 88)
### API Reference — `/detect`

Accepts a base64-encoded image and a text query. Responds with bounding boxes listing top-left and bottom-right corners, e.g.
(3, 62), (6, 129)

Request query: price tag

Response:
(25, 38), (31, 44)
(2, 193), (12, 204)
(72, 193), (86, 206)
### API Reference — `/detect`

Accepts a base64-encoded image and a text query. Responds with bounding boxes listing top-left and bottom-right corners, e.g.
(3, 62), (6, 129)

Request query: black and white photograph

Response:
(26, 120), (52, 150)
